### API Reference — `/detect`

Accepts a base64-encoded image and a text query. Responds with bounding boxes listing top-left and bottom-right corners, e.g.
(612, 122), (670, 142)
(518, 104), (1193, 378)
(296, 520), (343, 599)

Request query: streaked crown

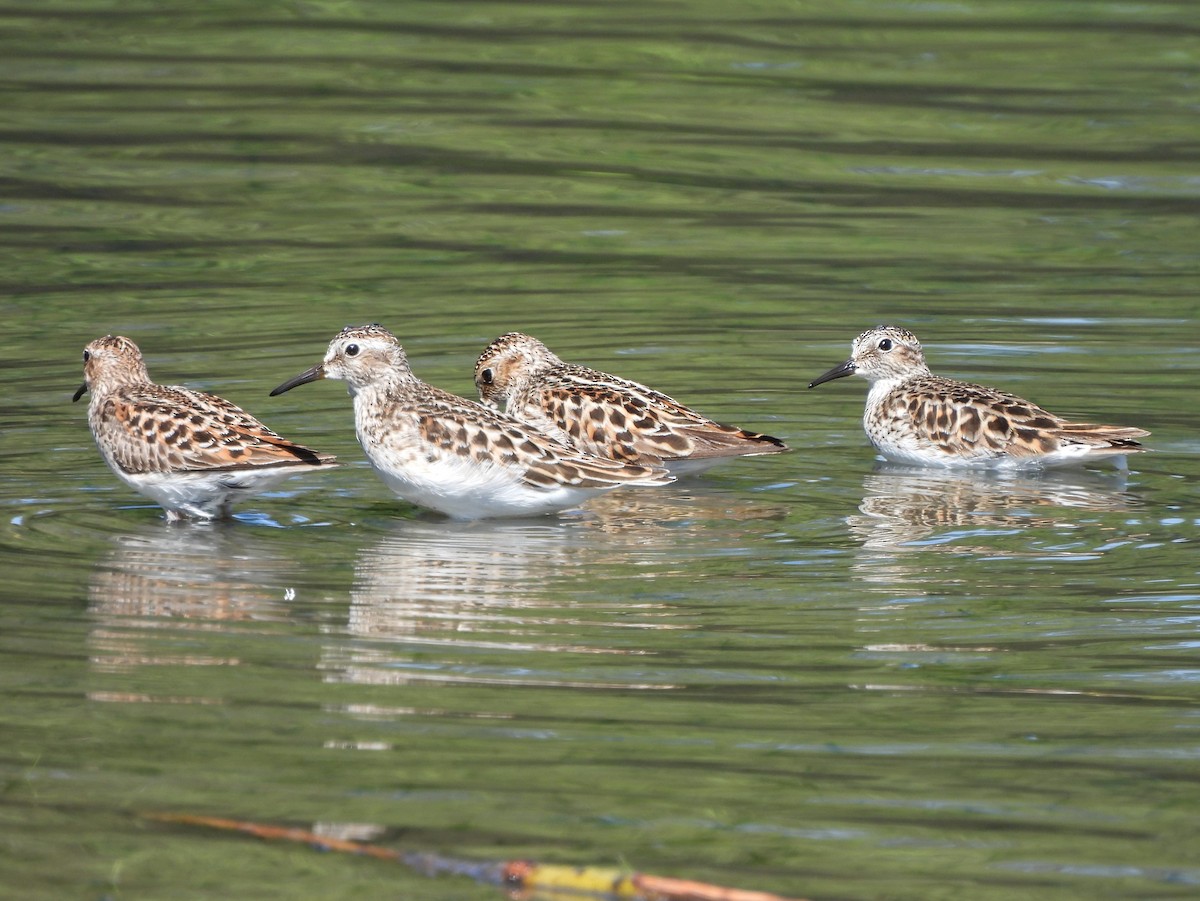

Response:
(849, 325), (930, 382)
(322, 323), (412, 387)
(474, 332), (563, 408)
(80, 334), (150, 395)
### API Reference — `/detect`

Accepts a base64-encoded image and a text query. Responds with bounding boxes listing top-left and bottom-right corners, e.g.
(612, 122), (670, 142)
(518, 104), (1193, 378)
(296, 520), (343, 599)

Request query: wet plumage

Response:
(809, 325), (1148, 468)
(75, 335), (337, 520)
(271, 325), (673, 519)
(474, 332), (787, 474)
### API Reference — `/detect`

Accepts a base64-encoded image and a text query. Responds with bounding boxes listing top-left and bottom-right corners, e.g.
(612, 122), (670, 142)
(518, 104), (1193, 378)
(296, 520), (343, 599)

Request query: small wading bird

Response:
(75, 335), (337, 521)
(270, 324), (674, 519)
(474, 332), (788, 474)
(808, 325), (1148, 468)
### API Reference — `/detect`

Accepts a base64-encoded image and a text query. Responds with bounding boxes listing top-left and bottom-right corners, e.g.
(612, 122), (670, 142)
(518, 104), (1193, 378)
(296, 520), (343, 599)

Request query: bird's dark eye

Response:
(480, 368), (494, 385)
(878, 338), (893, 351)
(82, 350), (90, 362)
(345, 344), (360, 357)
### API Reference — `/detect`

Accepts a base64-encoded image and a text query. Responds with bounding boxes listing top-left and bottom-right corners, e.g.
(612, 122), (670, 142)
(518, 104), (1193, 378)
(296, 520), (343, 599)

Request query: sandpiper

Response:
(808, 325), (1148, 468)
(75, 335), (337, 520)
(270, 325), (674, 519)
(473, 332), (787, 474)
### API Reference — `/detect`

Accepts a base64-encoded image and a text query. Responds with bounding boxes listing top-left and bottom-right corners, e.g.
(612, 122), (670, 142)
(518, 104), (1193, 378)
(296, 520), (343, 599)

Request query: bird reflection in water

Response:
(87, 524), (303, 685)
(847, 465), (1140, 554)
(324, 489), (787, 692)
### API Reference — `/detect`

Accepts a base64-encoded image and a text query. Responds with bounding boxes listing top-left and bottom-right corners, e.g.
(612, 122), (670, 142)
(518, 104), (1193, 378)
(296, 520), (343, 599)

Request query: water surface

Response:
(2, 2), (1198, 900)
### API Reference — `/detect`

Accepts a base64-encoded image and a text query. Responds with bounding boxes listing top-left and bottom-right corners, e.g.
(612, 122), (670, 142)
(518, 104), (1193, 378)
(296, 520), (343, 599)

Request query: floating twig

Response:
(146, 812), (809, 901)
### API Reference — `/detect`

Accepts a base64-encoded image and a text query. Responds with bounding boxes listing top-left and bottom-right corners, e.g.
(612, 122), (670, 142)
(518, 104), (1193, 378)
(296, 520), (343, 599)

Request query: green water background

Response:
(1, 2), (1198, 899)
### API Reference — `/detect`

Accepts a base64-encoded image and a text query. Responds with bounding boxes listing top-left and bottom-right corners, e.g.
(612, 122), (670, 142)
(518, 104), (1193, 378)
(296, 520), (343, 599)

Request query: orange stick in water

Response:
(148, 813), (810, 901)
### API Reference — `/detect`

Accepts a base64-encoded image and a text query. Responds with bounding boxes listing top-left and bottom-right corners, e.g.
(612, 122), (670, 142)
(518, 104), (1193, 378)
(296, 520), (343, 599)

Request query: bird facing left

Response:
(75, 335), (337, 521)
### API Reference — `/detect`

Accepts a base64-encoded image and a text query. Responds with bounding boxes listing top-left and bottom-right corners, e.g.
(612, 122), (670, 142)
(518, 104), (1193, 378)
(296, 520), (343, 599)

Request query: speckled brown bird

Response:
(808, 325), (1148, 468)
(270, 325), (674, 519)
(473, 332), (788, 474)
(74, 335), (336, 520)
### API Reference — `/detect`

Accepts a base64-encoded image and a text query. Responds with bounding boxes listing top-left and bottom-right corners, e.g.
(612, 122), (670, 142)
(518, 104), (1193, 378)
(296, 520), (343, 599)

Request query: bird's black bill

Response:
(808, 360), (856, 389)
(270, 365), (325, 396)
(72, 381), (88, 402)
